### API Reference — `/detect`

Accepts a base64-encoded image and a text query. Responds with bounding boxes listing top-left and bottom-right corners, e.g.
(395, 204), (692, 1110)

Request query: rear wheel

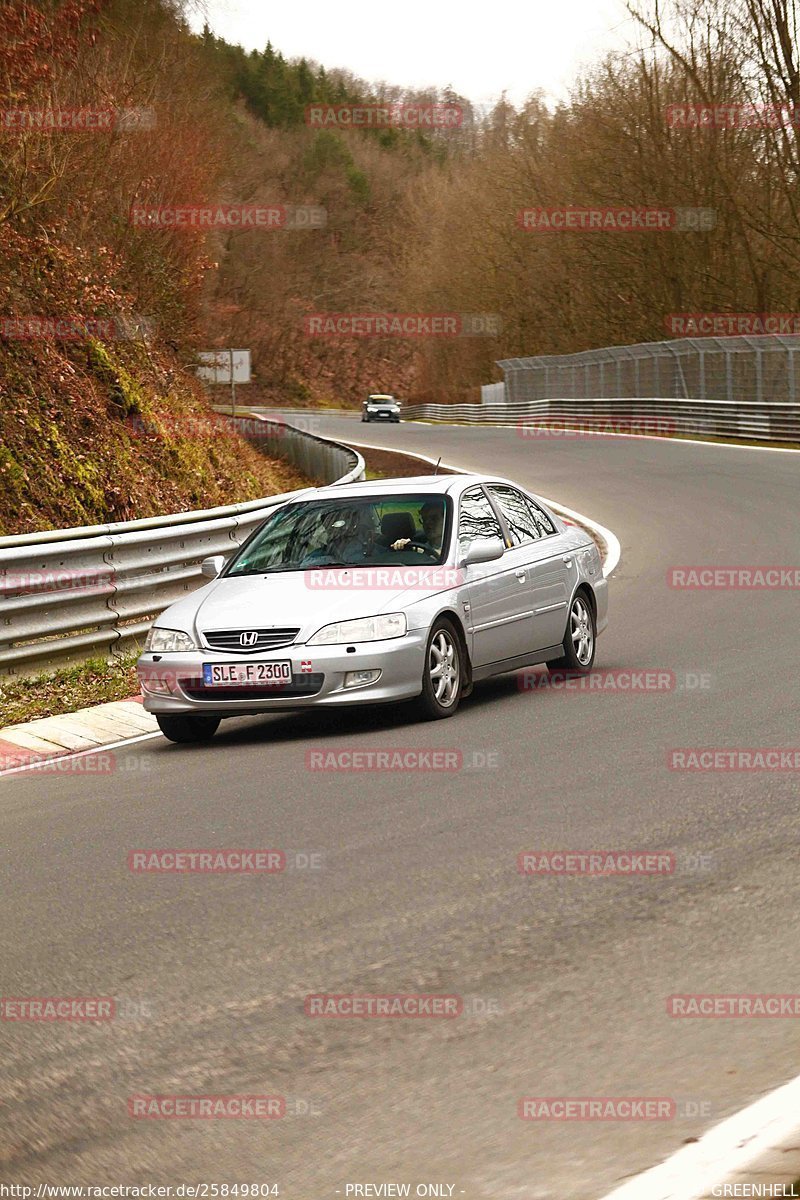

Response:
(415, 619), (464, 720)
(547, 592), (596, 673)
(156, 713), (221, 744)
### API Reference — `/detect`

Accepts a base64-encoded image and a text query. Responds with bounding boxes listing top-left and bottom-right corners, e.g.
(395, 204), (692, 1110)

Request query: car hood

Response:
(180, 571), (433, 643)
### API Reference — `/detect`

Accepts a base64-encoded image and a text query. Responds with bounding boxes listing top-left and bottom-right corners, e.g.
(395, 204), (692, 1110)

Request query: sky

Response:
(185, 0), (639, 108)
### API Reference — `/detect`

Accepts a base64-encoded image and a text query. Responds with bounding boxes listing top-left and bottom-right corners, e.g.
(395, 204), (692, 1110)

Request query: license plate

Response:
(202, 661), (292, 688)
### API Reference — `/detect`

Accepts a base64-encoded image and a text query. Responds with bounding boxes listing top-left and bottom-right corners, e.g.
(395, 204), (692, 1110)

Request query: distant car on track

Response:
(362, 394), (401, 422)
(137, 474), (608, 742)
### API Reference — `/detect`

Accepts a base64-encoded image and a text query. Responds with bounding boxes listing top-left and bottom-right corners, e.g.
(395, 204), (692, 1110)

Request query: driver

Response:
(301, 507), (375, 565)
(391, 502), (444, 555)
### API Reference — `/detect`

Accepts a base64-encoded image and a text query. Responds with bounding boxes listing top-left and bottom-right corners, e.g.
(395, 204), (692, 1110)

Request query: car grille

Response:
(181, 673), (324, 701)
(202, 627), (300, 653)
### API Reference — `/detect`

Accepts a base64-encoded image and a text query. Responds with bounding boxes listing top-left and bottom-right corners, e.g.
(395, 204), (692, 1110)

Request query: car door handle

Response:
(562, 555), (573, 565)
(515, 569), (527, 581)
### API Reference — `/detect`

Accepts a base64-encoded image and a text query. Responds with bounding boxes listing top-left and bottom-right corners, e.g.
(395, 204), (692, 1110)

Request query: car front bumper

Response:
(137, 631), (427, 715)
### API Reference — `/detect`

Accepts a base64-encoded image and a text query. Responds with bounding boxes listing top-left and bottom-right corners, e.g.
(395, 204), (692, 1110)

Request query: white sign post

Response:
(197, 350), (252, 416)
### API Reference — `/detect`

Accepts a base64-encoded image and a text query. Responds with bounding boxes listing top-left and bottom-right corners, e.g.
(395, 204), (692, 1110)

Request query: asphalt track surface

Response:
(2, 414), (799, 1198)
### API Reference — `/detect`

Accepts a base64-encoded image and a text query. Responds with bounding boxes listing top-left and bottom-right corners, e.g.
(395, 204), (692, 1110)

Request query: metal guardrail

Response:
(0, 416), (365, 678)
(401, 396), (800, 442)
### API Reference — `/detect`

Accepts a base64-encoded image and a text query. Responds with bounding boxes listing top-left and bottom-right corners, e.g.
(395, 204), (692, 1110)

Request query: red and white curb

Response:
(0, 697), (159, 778)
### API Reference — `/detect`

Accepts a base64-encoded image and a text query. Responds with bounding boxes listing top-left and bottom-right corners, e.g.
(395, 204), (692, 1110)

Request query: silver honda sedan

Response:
(137, 474), (608, 742)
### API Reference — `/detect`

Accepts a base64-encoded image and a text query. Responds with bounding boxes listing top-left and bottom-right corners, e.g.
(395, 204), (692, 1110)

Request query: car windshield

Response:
(225, 493), (451, 576)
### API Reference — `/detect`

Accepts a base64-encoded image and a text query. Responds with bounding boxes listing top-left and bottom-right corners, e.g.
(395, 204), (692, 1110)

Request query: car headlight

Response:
(144, 627), (196, 653)
(307, 613), (406, 645)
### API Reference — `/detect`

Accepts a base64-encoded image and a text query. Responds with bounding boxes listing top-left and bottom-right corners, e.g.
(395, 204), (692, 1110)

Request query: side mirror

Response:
(200, 555), (226, 579)
(461, 537), (505, 567)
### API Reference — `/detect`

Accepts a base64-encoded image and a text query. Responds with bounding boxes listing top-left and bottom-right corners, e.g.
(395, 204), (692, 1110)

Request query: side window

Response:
(488, 485), (541, 546)
(458, 486), (503, 547)
(525, 496), (557, 537)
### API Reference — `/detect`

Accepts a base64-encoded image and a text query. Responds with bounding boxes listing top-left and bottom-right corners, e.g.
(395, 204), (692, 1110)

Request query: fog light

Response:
(139, 674), (174, 696)
(343, 669), (381, 690)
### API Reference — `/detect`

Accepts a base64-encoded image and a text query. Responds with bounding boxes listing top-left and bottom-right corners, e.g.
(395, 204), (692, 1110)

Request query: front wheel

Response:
(415, 619), (464, 720)
(156, 713), (221, 743)
(547, 592), (596, 673)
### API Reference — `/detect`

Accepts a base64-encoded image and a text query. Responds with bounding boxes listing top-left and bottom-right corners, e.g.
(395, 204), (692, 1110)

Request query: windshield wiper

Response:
(229, 562), (356, 576)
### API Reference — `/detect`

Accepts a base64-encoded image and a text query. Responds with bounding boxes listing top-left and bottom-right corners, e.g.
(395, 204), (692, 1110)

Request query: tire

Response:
(156, 713), (221, 744)
(547, 591), (596, 673)
(415, 618), (464, 720)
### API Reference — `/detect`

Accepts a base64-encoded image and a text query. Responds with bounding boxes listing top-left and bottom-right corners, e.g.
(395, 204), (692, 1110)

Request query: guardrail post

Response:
(790, 350), (796, 405)
(726, 349), (734, 403)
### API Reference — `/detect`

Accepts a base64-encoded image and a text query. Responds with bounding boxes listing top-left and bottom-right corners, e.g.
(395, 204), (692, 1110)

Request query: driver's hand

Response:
(391, 537), (411, 550)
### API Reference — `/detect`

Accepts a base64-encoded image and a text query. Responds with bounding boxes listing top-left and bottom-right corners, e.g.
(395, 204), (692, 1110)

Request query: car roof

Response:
(366, 394), (397, 400)
(311, 473), (522, 499)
